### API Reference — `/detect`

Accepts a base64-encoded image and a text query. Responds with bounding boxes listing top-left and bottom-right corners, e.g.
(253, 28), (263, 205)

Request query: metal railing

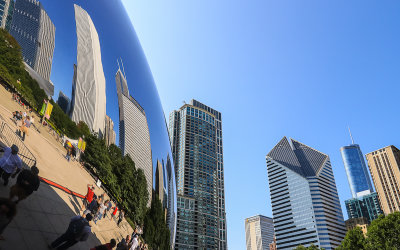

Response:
(0, 117), (37, 168)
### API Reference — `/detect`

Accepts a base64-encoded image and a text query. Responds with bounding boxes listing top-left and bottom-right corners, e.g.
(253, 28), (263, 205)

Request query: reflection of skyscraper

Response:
(104, 115), (116, 146)
(0, 0), (11, 28)
(155, 160), (165, 204)
(266, 137), (346, 250)
(70, 4), (106, 136)
(365, 146), (400, 215)
(169, 100), (227, 249)
(57, 91), (71, 115)
(9, 0), (55, 81)
(245, 215), (274, 250)
(165, 155), (176, 248)
(115, 68), (152, 206)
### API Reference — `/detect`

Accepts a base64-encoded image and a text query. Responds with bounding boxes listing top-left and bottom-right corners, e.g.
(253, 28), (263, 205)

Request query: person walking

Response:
(111, 205), (118, 221)
(9, 166), (40, 203)
(0, 145), (22, 186)
(117, 209), (124, 227)
(103, 200), (112, 219)
(19, 116), (31, 141)
(94, 201), (106, 224)
(90, 239), (117, 250)
(129, 234), (139, 250)
(50, 213), (92, 250)
(116, 235), (131, 250)
(83, 197), (100, 217)
(81, 184), (95, 211)
(0, 198), (17, 240)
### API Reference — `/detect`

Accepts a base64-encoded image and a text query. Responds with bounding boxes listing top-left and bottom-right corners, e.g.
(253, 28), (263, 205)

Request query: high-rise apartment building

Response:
(340, 142), (374, 198)
(266, 137), (346, 250)
(115, 68), (152, 206)
(245, 215), (274, 250)
(345, 217), (368, 235)
(345, 192), (382, 223)
(104, 115), (116, 146)
(56, 91), (70, 115)
(9, 0), (55, 81)
(365, 146), (400, 215)
(169, 100), (227, 249)
(70, 4), (106, 136)
(0, 0), (12, 28)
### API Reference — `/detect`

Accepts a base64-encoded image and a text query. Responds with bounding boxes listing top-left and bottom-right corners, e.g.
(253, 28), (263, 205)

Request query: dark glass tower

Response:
(345, 192), (383, 223)
(169, 100), (227, 249)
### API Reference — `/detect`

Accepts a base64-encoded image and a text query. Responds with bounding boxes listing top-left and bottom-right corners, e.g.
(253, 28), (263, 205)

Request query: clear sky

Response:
(122, 1), (400, 249)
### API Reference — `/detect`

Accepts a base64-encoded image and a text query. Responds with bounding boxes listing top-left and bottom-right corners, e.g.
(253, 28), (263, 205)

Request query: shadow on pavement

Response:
(0, 177), (103, 250)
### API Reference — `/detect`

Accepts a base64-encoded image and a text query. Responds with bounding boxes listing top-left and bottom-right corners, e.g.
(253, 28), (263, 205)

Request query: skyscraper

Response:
(169, 100), (227, 249)
(0, 0), (11, 28)
(266, 137), (346, 250)
(70, 4), (106, 136)
(104, 115), (116, 146)
(340, 131), (374, 198)
(9, 0), (55, 81)
(115, 67), (152, 206)
(345, 192), (383, 223)
(365, 146), (400, 215)
(56, 91), (70, 115)
(245, 215), (274, 250)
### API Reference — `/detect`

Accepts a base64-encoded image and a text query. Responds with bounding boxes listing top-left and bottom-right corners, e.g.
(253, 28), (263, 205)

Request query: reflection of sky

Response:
(40, 0), (174, 185)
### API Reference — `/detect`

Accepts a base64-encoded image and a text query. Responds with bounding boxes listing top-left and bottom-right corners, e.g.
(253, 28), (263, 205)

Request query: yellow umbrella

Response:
(66, 141), (73, 148)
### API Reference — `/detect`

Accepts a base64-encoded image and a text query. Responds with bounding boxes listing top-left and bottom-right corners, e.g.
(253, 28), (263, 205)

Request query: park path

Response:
(0, 86), (133, 249)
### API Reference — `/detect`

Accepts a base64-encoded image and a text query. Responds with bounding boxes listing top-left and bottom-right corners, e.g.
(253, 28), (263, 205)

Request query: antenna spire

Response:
(348, 126), (355, 144)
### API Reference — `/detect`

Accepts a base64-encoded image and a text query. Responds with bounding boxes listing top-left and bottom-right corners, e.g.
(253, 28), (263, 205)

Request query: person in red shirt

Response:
(111, 205), (118, 221)
(90, 239), (116, 250)
(81, 184), (95, 211)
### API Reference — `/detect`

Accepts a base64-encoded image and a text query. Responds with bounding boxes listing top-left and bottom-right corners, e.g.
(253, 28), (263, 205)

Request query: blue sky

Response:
(122, 1), (400, 249)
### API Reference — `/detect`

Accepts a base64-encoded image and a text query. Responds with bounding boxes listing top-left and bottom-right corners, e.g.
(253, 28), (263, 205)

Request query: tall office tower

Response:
(169, 100), (227, 249)
(70, 4), (106, 137)
(245, 215), (274, 250)
(115, 68), (152, 206)
(104, 115), (116, 146)
(0, 0), (11, 28)
(266, 137), (346, 250)
(9, 0), (55, 81)
(340, 136), (374, 198)
(365, 146), (400, 215)
(345, 192), (383, 223)
(56, 91), (71, 115)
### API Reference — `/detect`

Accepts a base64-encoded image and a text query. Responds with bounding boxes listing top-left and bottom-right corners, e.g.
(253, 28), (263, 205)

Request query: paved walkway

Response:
(0, 86), (133, 249)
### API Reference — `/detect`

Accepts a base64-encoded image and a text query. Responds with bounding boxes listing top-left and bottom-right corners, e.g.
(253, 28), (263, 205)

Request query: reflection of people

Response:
(0, 198), (17, 240)
(9, 166), (40, 203)
(116, 235), (131, 250)
(0, 145), (22, 186)
(90, 239), (116, 250)
(20, 116), (31, 141)
(50, 214), (93, 249)
(81, 184), (95, 211)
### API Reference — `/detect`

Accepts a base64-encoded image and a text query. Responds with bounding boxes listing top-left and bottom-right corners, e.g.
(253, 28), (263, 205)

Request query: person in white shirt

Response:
(130, 235), (139, 250)
(0, 145), (22, 186)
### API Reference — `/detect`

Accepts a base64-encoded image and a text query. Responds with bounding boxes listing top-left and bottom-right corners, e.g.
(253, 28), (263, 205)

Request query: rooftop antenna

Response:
(120, 57), (127, 79)
(348, 126), (355, 144)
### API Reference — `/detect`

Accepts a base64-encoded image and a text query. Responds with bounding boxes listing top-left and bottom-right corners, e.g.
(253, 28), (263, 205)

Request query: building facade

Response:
(340, 144), (374, 198)
(266, 137), (346, 250)
(56, 91), (70, 115)
(345, 217), (368, 236)
(0, 0), (11, 28)
(345, 191), (383, 223)
(245, 215), (274, 250)
(169, 100), (227, 249)
(9, 0), (55, 81)
(115, 68), (152, 206)
(365, 146), (400, 215)
(104, 115), (116, 146)
(70, 4), (106, 136)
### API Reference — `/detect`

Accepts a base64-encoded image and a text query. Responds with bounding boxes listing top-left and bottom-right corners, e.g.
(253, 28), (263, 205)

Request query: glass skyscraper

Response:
(266, 137), (346, 250)
(169, 100), (227, 249)
(245, 215), (274, 250)
(345, 192), (383, 223)
(340, 144), (374, 198)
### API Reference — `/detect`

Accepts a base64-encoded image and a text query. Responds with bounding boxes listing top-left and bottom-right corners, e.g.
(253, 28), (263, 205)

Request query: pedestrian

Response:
(19, 116), (31, 141)
(103, 200), (111, 219)
(111, 205), (118, 221)
(117, 209), (124, 227)
(81, 184), (95, 211)
(94, 201), (107, 224)
(50, 213), (93, 250)
(65, 147), (71, 162)
(0, 198), (17, 240)
(9, 165), (40, 203)
(90, 239), (117, 250)
(0, 145), (22, 186)
(129, 234), (139, 250)
(116, 235), (131, 250)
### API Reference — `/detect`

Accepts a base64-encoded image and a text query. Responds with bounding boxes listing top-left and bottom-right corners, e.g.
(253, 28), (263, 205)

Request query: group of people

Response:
(0, 145), (41, 240)
(12, 110), (34, 141)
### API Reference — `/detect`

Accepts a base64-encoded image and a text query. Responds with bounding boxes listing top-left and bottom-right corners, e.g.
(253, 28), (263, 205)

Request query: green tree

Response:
(143, 194), (170, 250)
(366, 212), (400, 249)
(294, 245), (323, 250)
(337, 227), (366, 250)
(77, 121), (91, 138)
